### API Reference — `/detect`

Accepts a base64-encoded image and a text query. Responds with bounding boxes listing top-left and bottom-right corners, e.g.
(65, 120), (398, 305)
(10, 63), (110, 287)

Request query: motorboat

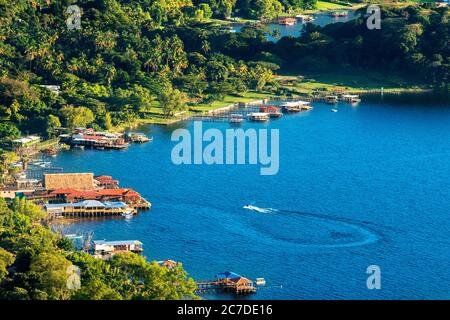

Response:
(229, 114), (244, 124)
(248, 112), (270, 122)
(121, 211), (134, 219)
(243, 205), (270, 213)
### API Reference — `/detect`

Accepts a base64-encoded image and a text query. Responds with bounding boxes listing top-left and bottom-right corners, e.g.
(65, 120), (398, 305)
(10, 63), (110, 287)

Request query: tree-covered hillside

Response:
(0, 0), (448, 144)
(0, 0), (282, 138)
(275, 4), (449, 85)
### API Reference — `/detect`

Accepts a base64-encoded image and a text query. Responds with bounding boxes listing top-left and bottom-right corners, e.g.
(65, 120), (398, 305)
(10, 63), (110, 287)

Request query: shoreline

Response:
(114, 86), (433, 131)
(208, 1), (365, 27)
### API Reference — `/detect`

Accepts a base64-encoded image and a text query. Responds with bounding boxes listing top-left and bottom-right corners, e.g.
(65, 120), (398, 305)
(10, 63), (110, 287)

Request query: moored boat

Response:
(280, 101), (312, 112)
(229, 114), (244, 124)
(248, 112), (270, 122)
(260, 106), (283, 118)
(325, 95), (338, 104)
(296, 14), (314, 22)
(330, 11), (348, 17)
(121, 210), (135, 219)
(341, 94), (361, 103)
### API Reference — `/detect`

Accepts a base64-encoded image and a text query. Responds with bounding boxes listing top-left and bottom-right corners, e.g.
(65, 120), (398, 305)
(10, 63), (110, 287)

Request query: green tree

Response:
(60, 106), (95, 129)
(159, 87), (188, 117)
(29, 252), (73, 300)
(0, 248), (14, 281)
(0, 122), (20, 147)
(46, 115), (61, 138)
(104, 112), (113, 130)
(199, 3), (213, 20)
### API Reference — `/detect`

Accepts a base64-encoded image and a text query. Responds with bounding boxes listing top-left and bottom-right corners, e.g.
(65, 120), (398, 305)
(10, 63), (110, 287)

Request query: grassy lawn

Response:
(275, 71), (428, 94)
(315, 1), (350, 11)
(189, 92), (272, 112)
(205, 17), (258, 27)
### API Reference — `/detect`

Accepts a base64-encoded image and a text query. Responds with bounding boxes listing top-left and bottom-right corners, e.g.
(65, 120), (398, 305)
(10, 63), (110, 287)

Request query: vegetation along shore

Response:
(0, 0), (448, 300)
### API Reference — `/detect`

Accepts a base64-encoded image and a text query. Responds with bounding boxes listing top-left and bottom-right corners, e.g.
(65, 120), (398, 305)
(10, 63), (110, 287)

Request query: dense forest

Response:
(275, 4), (449, 84)
(0, 0), (448, 142)
(0, 198), (197, 299)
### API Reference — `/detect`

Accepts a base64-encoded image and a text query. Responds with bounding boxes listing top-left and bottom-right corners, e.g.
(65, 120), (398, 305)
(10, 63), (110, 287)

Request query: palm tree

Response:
(105, 65), (116, 86)
(25, 45), (38, 71)
(201, 40), (211, 54)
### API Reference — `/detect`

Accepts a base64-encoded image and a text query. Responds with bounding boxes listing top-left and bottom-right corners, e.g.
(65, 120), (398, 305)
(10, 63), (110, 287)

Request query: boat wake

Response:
(244, 207), (380, 248)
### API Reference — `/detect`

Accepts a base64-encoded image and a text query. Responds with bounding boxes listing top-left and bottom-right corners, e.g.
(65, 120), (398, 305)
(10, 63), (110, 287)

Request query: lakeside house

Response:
(280, 101), (312, 112)
(158, 260), (178, 269)
(0, 189), (19, 199)
(20, 172), (151, 212)
(60, 128), (129, 150)
(341, 94), (361, 103)
(25, 187), (150, 210)
(94, 175), (119, 189)
(45, 200), (135, 218)
(278, 17), (296, 25)
(93, 240), (143, 258)
(249, 112), (270, 122)
(215, 272), (256, 293)
(9, 135), (41, 154)
(39, 85), (61, 95)
(125, 132), (151, 143)
(196, 271), (256, 294)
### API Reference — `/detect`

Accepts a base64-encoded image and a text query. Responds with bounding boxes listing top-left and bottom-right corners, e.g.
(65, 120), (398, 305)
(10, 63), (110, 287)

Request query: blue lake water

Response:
(231, 10), (358, 42)
(50, 92), (450, 299)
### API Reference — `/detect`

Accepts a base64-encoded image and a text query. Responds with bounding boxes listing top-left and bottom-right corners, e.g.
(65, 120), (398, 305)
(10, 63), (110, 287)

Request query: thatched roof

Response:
(44, 173), (94, 191)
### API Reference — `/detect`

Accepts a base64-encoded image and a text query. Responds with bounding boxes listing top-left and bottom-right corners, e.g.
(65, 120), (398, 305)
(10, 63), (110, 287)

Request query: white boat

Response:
(248, 112), (270, 122)
(65, 234), (83, 240)
(255, 278), (266, 286)
(229, 114), (244, 124)
(296, 14), (314, 22)
(331, 109), (338, 112)
(243, 205), (271, 213)
(325, 95), (338, 104)
(121, 211), (134, 219)
(341, 94), (361, 103)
